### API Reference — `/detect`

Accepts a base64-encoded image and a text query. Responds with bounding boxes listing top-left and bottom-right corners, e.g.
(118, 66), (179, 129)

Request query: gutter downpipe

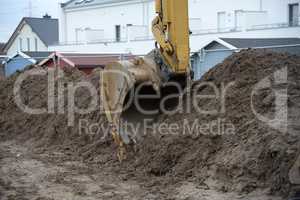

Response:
(259, 0), (263, 11)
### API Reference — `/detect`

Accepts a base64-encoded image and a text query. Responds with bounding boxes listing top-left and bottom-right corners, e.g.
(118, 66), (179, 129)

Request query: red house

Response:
(39, 52), (135, 75)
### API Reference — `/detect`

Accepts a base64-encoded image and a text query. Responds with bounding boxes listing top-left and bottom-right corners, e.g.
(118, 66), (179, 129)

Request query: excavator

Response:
(101, 0), (190, 161)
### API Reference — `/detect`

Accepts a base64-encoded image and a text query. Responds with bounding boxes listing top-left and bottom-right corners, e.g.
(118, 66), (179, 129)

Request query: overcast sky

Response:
(0, 0), (68, 43)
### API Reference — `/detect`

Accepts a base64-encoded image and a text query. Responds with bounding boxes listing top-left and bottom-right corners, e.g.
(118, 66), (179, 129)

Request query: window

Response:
(217, 12), (226, 31)
(234, 10), (243, 30)
(35, 38), (38, 51)
(289, 4), (299, 26)
(115, 25), (121, 42)
(27, 38), (30, 51)
(19, 38), (23, 51)
(75, 28), (85, 43)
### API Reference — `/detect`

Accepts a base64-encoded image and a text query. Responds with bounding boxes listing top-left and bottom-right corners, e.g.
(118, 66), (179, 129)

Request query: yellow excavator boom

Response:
(152, 0), (190, 74)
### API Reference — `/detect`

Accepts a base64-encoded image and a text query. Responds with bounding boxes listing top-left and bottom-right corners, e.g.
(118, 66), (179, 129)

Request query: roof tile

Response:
(24, 18), (59, 46)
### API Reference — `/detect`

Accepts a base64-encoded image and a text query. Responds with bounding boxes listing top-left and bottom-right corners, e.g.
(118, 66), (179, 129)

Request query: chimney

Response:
(43, 13), (51, 19)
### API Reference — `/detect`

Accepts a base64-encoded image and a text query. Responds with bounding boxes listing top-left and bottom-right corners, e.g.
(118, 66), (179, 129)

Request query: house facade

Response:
(3, 16), (59, 57)
(59, 0), (154, 44)
(50, 0), (300, 54)
(192, 37), (300, 79)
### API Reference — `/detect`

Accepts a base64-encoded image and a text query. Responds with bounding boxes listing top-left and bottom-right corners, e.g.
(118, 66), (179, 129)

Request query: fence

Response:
(192, 26), (243, 35)
(247, 22), (300, 31)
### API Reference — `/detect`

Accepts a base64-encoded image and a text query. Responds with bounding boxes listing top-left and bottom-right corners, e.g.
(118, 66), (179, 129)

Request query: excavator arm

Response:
(152, 0), (190, 74)
(101, 0), (190, 161)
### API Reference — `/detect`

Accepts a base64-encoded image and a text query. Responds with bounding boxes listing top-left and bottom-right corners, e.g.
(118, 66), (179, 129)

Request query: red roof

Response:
(39, 52), (135, 69)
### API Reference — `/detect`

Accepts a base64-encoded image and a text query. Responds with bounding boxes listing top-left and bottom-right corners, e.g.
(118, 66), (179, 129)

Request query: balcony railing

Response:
(54, 35), (155, 46)
(54, 38), (128, 46)
(248, 20), (300, 31)
(191, 26), (243, 35)
(131, 35), (154, 41)
(53, 21), (300, 46)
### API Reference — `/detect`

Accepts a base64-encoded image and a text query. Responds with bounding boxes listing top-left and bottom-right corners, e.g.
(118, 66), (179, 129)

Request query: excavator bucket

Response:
(101, 52), (164, 160)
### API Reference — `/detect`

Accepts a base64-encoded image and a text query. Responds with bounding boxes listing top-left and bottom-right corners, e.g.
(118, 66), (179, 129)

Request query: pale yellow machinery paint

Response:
(152, 0), (190, 74)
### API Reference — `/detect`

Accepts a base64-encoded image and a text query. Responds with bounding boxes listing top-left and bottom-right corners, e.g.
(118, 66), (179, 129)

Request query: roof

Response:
(6, 51), (53, 64)
(4, 17), (58, 52)
(23, 51), (54, 63)
(0, 43), (6, 55)
(220, 38), (300, 49)
(24, 18), (58, 46)
(7, 52), (36, 64)
(0, 43), (5, 51)
(0, 43), (5, 55)
(62, 0), (136, 9)
(39, 52), (135, 68)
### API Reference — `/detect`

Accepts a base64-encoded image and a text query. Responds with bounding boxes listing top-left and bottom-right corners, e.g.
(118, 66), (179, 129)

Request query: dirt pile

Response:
(0, 66), (109, 150)
(132, 49), (300, 196)
(0, 49), (299, 198)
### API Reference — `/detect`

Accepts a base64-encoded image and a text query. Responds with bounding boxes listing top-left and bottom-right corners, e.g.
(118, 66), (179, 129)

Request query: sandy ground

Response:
(0, 140), (283, 200)
(1, 49), (299, 199)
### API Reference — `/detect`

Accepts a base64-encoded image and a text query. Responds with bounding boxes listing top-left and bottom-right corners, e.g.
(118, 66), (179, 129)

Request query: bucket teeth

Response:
(111, 126), (127, 162)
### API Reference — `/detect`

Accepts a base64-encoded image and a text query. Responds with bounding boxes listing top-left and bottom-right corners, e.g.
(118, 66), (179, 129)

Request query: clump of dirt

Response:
(0, 49), (299, 198)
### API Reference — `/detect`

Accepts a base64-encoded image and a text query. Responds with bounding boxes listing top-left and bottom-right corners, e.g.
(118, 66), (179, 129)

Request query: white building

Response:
(50, 0), (300, 54)
(4, 15), (59, 57)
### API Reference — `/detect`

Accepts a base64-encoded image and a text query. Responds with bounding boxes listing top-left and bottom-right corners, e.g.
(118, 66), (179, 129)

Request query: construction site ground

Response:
(0, 140), (283, 200)
(0, 49), (299, 200)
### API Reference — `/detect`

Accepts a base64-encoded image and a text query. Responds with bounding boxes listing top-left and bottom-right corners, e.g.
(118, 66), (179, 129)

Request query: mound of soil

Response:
(132, 49), (300, 196)
(0, 66), (109, 152)
(0, 49), (299, 198)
